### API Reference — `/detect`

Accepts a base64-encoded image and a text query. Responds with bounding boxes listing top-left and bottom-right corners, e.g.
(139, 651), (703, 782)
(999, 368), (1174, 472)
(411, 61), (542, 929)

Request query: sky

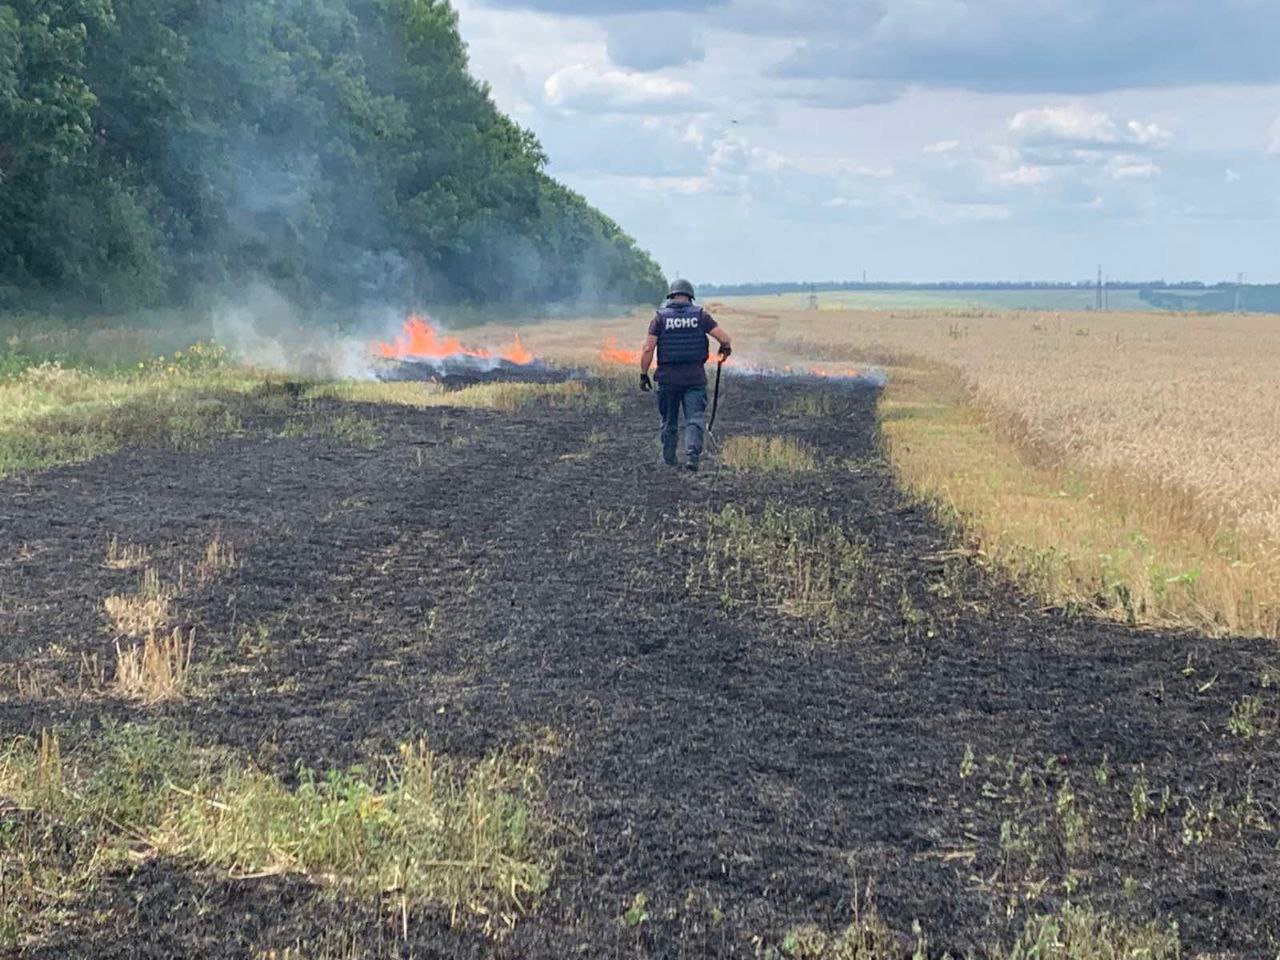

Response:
(452, 0), (1280, 284)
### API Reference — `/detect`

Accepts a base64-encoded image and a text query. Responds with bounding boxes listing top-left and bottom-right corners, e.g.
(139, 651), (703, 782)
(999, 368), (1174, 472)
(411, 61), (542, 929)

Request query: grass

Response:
(782, 392), (840, 418)
(281, 410), (384, 448)
(0, 342), (267, 476)
(776, 902), (1177, 959)
(720, 435), (817, 473)
(104, 535), (150, 570)
(103, 567), (171, 637)
(310, 378), (602, 413)
(113, 628), (195, 703)
(0, 722), (551, 949)
(994, 907), (1179, 960)
(196, 535), (237, 583)
(683, 503), (869, 631)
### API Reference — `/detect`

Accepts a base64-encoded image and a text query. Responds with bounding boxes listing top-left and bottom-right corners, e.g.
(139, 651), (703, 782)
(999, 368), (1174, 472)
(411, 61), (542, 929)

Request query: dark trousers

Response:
(658, 384), (707, 461)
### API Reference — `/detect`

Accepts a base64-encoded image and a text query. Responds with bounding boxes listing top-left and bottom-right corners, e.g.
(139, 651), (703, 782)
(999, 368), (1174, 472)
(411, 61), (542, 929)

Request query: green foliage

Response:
(995, 904), (1180, 960)
(0, 0), (664, 310)
(0, 723), (550, 945)
(690, 503), (870, 632)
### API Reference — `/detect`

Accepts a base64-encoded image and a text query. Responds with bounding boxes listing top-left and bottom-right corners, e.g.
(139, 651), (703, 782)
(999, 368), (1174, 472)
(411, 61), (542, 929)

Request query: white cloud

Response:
(1269, 116), (1280, 155)
(923, 140), (960, 155)
(999, 164), (1055, 186)
(1126, 119), (1173, 147)
(1009, 104), (1122, 145)
(1106, 155), (1161, 180)
(1225, 168), (1242, 183)
(543, 64), (700, 114)
(1008, 103), (1170, 150)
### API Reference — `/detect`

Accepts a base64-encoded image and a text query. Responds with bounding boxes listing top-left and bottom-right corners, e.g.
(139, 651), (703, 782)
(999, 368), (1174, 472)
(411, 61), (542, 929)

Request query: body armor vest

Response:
(655, 300), (709, 366)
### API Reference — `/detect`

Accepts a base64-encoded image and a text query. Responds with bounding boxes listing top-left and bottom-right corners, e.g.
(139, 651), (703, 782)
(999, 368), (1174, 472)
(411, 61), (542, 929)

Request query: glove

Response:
(718, 344), (732, 361)
(640, 372), (653, 392)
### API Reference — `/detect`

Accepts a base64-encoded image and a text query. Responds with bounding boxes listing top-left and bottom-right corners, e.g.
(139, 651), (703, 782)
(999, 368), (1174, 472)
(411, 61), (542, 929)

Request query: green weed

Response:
(994, 904), (1179, 960)
(0, 722), (550, 949)
(281, 412), (383, 448)
(1227, 695), (1265, 741)
(689, 503), (869, 632)
(782, 392), (838, 418)
(720, 435), (818, 473)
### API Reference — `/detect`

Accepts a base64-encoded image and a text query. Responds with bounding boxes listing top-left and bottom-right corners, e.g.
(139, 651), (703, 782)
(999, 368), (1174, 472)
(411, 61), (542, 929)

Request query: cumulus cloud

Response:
(458, 0), (1280, 280)
(1106, 155), (1162, 180)
(998, 165), (1055, 187)
(1008, 104), (1171, 150)
(543, 64), (702, 113)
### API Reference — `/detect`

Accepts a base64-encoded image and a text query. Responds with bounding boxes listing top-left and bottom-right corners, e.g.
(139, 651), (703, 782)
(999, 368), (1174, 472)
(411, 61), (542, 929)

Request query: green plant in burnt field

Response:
(774, 900), (1177, 959)
(720, 435), (818, 473)
(781, 390), (841, 419)
(280, 410), (385, 448)
(0, 722), (551, 950)
(1226, 694), (1273, 742)
(952, 742), (1274, 952)
(991, 904), (1180, 960)
(677, 503), (870, 633)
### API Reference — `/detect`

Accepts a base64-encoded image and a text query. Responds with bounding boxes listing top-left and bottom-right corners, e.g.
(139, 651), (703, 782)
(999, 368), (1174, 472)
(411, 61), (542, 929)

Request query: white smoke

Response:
(209, 282), (381, 380)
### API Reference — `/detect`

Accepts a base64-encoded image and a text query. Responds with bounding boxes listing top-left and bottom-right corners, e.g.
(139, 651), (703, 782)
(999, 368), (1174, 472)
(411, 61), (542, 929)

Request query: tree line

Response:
(0, 0), (666, 312)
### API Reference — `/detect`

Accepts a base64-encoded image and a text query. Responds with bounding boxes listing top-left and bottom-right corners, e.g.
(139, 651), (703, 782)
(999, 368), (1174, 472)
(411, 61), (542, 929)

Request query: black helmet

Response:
(667, 278), (695, 299)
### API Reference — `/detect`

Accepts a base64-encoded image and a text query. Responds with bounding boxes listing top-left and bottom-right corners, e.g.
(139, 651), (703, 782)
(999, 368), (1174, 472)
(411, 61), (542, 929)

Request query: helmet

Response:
(667, 278), (696, 299)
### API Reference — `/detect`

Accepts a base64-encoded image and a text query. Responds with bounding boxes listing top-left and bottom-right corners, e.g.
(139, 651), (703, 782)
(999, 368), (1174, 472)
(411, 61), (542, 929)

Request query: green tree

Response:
(0, 0), (665, 311)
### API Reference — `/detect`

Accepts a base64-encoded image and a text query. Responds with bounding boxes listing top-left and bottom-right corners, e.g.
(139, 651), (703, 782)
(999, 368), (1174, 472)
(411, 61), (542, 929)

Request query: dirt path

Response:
(1, 378), (1276, 958)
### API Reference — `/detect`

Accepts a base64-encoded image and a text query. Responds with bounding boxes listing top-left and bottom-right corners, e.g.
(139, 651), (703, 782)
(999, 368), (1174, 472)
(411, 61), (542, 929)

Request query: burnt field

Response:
(1, 374), (1277, 958)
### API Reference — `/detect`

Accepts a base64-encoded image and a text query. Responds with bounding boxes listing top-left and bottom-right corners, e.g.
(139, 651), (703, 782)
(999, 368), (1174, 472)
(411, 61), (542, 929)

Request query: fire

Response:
(601, 338), (641, 365)
(807, 366), (863, 379)
(501, 334), (533, 365)
(377, 314), (534, 365)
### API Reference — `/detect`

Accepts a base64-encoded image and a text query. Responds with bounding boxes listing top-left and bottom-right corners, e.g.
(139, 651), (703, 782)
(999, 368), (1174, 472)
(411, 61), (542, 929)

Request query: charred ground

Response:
(1, 375), (1277, 958)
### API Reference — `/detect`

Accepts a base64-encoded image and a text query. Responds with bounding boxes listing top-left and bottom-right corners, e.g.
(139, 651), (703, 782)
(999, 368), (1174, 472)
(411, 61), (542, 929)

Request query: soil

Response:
(1, 376), (1276, 958)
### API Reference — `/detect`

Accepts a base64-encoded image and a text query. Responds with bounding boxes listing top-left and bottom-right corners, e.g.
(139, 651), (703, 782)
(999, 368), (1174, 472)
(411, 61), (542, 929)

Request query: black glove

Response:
(639, 372), (653, 392)
(718, 344), (732, 361)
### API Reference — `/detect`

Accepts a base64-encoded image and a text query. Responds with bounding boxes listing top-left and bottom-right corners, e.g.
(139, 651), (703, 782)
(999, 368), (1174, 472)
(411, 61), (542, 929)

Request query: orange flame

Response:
(377, 314), (533, 365)
(601, 338), (641, 365)
(501, 334), (533, 365)
(807, 366), (863, 379)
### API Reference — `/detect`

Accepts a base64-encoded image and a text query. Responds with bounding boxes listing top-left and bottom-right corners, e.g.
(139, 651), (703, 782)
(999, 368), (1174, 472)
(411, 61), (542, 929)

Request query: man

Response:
(639, 279), (732, 473)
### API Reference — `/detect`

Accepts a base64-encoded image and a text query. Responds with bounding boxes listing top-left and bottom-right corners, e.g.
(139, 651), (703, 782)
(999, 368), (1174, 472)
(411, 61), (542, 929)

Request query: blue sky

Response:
(453, 0), (1280, 284)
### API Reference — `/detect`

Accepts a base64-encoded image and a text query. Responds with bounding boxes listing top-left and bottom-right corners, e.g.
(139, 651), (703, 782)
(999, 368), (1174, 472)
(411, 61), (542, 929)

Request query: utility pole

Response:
(1235, 273), (1244, 313)
(1096, 265), (1104, 311)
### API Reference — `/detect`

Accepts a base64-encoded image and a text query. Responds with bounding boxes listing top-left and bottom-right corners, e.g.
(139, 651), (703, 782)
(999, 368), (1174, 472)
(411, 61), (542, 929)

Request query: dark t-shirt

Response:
(648, 309), (718, 387)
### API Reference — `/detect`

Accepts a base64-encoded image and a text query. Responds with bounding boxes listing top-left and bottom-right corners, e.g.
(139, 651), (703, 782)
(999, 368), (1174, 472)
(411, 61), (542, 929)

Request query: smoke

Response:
(210, 282), (384, 381)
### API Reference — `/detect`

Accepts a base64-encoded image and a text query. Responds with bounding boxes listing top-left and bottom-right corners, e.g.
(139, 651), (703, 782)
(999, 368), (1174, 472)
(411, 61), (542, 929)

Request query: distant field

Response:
(719, 288), (1153, 312)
